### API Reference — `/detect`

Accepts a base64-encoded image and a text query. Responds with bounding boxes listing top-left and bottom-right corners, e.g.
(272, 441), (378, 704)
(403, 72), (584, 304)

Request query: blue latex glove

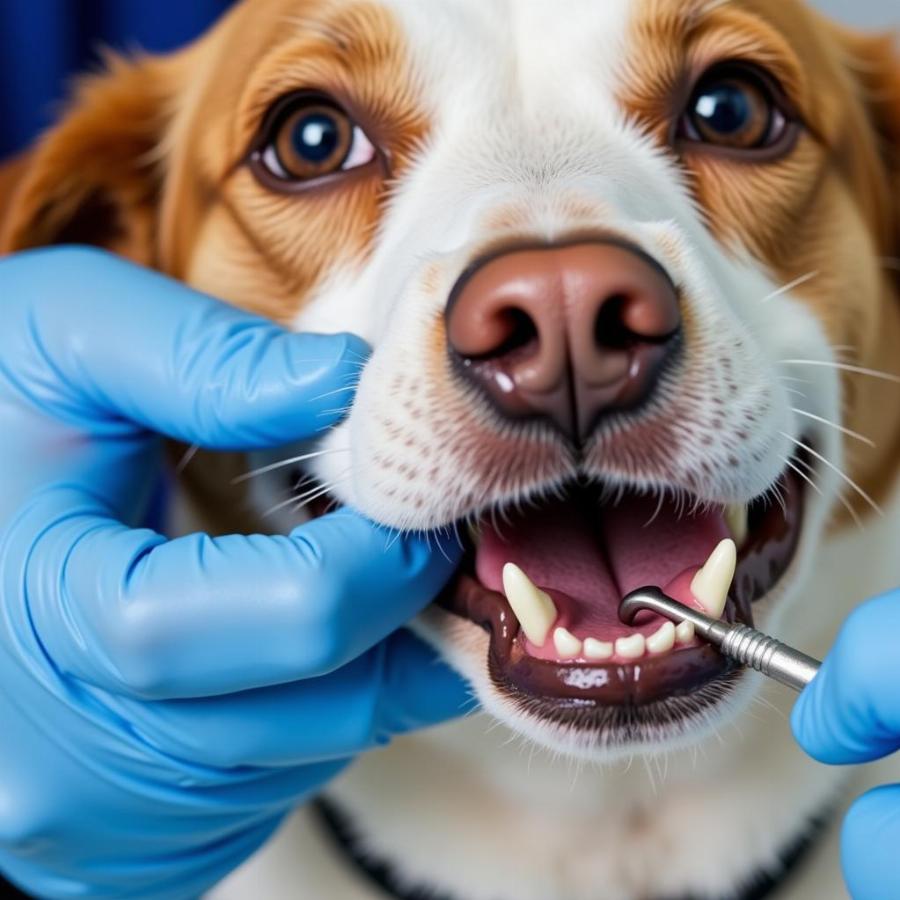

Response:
(792, 590), (900, 900)
(0, 247), (470, 900)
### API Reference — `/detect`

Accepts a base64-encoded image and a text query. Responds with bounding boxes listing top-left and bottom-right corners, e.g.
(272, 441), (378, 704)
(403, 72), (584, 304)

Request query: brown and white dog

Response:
(2, 1), (900, 897)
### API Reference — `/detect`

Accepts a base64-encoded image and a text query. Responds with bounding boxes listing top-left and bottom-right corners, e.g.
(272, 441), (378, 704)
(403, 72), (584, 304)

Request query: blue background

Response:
(0, 1), (233, 159)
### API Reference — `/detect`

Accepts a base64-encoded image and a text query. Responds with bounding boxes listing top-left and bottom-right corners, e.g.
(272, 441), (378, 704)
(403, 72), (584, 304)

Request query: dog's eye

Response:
(254, 95), (376, 184)
(680, 65), (793, 153)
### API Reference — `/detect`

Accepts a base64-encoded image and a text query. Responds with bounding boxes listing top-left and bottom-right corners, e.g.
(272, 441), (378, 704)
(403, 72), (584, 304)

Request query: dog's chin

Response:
(412, 456), (808, 760)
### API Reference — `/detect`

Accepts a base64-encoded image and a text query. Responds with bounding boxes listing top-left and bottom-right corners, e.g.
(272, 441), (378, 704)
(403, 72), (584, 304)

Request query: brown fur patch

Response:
(620, 0), (900, 524)
(158, 0), (428, 318)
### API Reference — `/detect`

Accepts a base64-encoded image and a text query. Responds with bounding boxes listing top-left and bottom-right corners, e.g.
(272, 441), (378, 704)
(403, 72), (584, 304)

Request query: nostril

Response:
(594, 287), (681, 351)
(594, 294), (638, 350)
(452, 304), (540, 362)
(489, 307), (539, 359)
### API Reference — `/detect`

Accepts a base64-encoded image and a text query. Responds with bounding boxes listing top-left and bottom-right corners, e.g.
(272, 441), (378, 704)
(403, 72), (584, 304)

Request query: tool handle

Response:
(721, 625), (821, 692)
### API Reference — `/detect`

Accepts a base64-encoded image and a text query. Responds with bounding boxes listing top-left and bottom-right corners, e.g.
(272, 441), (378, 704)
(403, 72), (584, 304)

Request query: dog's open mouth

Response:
(292, 446), (807, 735)
(438, 458), (805, 728)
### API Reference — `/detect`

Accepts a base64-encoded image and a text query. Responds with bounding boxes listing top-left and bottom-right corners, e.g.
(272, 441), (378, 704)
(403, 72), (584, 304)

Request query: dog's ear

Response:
(0, 53), (184, 264)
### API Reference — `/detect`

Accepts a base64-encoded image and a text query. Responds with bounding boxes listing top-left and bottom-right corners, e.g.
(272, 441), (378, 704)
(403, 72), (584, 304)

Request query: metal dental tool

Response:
(618, 588), (821, 692)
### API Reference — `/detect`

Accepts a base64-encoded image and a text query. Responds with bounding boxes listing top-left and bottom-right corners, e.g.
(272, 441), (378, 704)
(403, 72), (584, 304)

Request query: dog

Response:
(2, 1), (899, 897)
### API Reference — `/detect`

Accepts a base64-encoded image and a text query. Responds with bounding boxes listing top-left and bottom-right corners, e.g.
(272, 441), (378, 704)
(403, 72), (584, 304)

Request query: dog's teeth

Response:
(554, 627), (583, 659)
(690, 538), (737, 619)
(646, 622), (676, 655)
(584, 638), (614, 661)
(502, 563), (557, 646)
(616, 634), (646, 660)
(675, 620), (696, 645)
(725, 504), (749, 546)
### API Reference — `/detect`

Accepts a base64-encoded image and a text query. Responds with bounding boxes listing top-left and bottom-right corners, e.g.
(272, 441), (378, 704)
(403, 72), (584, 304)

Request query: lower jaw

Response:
(440, 466), (804, 718)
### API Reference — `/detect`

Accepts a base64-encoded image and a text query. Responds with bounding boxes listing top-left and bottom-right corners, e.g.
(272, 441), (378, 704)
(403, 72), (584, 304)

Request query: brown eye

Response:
(681, 65), (794, 153)
(255, 95), (376, 184)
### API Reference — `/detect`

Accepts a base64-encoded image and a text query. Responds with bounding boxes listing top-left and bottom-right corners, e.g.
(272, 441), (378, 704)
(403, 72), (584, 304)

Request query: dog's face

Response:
(4, 0), (899, 759)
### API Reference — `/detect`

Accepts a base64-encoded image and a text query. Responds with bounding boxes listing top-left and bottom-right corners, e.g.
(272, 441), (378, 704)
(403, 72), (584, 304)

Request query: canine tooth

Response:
(690, 538), (737, 619)
(584, 638), (614, 661)
(616, 634), (646, 660)
(675, 621), (695, 645)
(554, 628), (583, 659)
(725, 504), (749, 546)
(646, 622), (676, 655)
(502, 563), (557, 646)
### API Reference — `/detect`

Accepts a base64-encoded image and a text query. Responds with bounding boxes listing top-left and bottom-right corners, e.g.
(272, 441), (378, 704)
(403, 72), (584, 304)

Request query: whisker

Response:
(795, 451), (864, 528)
(783, 387), (808, 401)
(780, 432), (881, 518)
(175, 443), (200, 476)
(291, 481), (345, 515)
(780, 359), (900, 384)
(791, 408), (876, 448)
(292, 467), (355, 514)
(317, 405), (355, 418)
(385, 527), (405, 553)
(309, 384), (360, 403)
(232, 448), (349, 484)
(452, 520), (465, 552)
(769, 480), (788, 517)
(643, 490), (667, 528)
(760, 270), (819, 303)
(261, 493), (313, 519)
(259, 472), (353, 520)
(784, 458), (823, 497)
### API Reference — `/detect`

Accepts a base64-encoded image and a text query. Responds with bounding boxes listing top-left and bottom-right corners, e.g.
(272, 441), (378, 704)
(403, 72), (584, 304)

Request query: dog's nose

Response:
(445, 241), (681, 441)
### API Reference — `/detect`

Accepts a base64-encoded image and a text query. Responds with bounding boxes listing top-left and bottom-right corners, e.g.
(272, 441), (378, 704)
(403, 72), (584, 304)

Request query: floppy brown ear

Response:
(0, 53), (182, 264)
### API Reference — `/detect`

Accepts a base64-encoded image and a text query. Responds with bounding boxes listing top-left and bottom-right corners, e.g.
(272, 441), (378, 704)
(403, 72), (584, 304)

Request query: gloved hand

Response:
(0, 247), (470, 900)
(792, 589), (900, 900)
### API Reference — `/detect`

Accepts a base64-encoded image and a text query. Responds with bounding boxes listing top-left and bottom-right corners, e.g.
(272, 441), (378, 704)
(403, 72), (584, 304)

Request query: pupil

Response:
(696, 85), (750, 135)
(292, 113), (340, 163)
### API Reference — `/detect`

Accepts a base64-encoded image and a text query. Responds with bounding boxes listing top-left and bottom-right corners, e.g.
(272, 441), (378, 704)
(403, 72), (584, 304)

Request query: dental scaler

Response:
(618, 588), (821, 692)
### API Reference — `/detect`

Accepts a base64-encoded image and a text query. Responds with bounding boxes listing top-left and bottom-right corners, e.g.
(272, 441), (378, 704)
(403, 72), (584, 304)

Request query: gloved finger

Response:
(0, 247), (368, 448)
(104, 631), (476, 768)
(841, 784), (900, 900)
(6, 488), (462, 699)
(791, 591), (900, 765)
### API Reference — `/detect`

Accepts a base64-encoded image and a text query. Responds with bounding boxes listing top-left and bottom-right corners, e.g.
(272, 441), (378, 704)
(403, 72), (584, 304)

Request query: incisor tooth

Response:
(690, 538), (737, 619)
(725, 504), (749, 546)
(502, 563), (557, 646)
(646, 622), (676, 655)
(554, 627), (583, 659)
(616, 634), (646, 660)
(675, 621), (695, 645)
(584, 638), (614, 661)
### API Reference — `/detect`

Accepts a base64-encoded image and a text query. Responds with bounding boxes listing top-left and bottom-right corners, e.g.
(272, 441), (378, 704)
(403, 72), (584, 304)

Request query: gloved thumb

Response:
(840, 784), (900, 900)
(791, 590), (900, 765)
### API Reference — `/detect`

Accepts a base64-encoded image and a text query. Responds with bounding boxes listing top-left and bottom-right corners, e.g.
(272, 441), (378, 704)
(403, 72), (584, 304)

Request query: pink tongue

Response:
(475, 494), (728, 638)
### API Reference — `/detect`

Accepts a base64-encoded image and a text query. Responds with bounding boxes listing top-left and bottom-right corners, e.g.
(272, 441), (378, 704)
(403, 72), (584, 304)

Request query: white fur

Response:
(218, 1), (894, 897)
